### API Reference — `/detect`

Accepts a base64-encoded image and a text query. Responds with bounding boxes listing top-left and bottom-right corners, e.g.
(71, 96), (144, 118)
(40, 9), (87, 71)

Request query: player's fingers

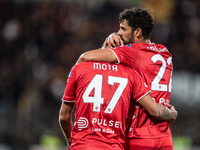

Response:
(119, 38), (124, 46)
(168, 104), (172, 109)
(168, 104), (175, 111)
(102, 39), (107, 49)
(111, 33), (122, 47)
(102, 38), (110, 49)
(112, 33), (124, 47)
(107, 38), (114, 48)
(103, 33), (123, 48)
(112, 35), (120, 46)
(171, 106), (175, 111)
(108, 35), (118, 48)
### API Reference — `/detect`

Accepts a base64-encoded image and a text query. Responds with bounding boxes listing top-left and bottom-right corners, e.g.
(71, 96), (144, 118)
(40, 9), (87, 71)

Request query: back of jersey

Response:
(63, 62), (150, 150)
(130, 43), (173, 138)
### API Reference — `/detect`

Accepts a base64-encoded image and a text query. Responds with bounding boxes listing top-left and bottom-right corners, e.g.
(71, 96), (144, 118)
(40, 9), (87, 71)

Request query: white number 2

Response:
(82, 75), (128, 114)
(151, 54), (172, 92)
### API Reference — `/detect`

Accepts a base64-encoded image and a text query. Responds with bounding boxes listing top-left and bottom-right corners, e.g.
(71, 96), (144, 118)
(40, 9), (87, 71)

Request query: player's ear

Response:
(134, 28), (143, 38)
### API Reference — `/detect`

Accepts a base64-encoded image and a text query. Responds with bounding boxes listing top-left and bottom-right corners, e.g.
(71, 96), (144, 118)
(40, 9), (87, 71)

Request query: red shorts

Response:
(69, 140), (124, 150)
(125, 136), (173, 150)
(70, 144), (123, 150)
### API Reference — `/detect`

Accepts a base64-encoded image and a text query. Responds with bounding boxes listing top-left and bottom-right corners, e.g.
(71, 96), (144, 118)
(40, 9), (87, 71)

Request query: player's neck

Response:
(142, 39), (151, 44)
(135, 38), (151, 44)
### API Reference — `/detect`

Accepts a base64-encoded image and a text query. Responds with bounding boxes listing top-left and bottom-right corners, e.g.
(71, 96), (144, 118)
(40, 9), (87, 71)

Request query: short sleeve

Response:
(111, 44), (139, 68)
(131, 70), (151, 101)
(62, 66), (76, 102)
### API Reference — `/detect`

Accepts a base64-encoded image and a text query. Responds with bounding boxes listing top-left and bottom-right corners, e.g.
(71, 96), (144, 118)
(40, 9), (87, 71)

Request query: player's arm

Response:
(138, 94), (178, 122)
(76, 49), (118, 64)
(59, 101), (75, 149)
(76, 33), (123, 64)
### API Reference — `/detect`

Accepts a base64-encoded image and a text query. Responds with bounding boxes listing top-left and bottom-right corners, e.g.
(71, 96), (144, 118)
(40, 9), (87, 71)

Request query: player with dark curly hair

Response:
(119, 8), (154, 42)
(77, 7), (175, 150)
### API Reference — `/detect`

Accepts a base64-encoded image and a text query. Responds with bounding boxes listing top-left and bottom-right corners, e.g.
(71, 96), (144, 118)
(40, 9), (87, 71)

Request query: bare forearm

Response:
(59, 102), (75, 149)
(76, 49), (117, 64)
(59, 119), (73, 143)
(156, 103), (178, 120)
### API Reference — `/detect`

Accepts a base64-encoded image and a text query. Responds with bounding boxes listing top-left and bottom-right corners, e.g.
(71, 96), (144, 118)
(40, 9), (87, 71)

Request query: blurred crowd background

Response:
(0, 0), (200, 150)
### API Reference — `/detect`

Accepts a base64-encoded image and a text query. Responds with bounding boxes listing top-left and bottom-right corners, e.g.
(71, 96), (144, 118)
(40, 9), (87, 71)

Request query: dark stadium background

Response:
(0, 0), (200, 150)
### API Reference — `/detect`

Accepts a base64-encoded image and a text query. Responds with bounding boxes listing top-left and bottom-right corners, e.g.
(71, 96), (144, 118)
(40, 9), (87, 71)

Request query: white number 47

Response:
(82, 75), (128, 114)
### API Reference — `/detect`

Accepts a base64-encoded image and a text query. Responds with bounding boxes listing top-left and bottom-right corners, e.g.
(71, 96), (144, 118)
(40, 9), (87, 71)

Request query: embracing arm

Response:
(76, 49), (118, 64)
(76, 33), (123, 64)
(138, 94), (178, 122)
(59, 101), (75, 148)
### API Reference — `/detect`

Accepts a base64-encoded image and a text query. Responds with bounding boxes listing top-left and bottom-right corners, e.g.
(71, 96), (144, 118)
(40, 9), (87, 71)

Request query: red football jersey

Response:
(111, 43), (173, 138)
(62, 62), (150, 149)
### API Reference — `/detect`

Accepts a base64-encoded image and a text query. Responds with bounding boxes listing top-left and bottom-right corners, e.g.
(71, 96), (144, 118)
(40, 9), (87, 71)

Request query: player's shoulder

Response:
(155, 44), (172, 56)
(74, 62), (94, 68)
(120, 65), (140, 75)
(127, 43), (140, 49)
(114, 43), (140, 50)
(154, 43), (168, 49)
(125, 67), (143, 82)
(71, 62), (91, 73)
(140, 43), (171, 54)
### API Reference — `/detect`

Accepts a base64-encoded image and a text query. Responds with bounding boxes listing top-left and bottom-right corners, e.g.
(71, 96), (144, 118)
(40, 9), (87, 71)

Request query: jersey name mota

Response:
(93, 63), (118, 71)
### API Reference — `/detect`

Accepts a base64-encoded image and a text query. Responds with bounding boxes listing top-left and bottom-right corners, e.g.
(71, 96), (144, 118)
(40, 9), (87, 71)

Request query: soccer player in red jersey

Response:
(59, 62), (177, 150)
(76, 8), (175, 150)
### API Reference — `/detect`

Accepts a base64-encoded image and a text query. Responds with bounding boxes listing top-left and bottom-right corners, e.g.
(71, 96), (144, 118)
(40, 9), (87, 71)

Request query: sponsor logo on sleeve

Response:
(66, 72), (72, 84)
(125, 44), (131, 47)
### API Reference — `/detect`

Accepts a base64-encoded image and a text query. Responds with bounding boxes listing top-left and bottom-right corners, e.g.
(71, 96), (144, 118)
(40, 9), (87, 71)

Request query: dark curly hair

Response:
(119, 7), (154, 39)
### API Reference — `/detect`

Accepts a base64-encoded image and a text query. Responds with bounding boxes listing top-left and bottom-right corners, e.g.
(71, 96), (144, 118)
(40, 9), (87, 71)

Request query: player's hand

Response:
(67, 138), (71, 149)
(168, 104), (175, 111)
(168, 104), (178, 123)
(67, 141), (71, 149)
(102, 33), (124, 49)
